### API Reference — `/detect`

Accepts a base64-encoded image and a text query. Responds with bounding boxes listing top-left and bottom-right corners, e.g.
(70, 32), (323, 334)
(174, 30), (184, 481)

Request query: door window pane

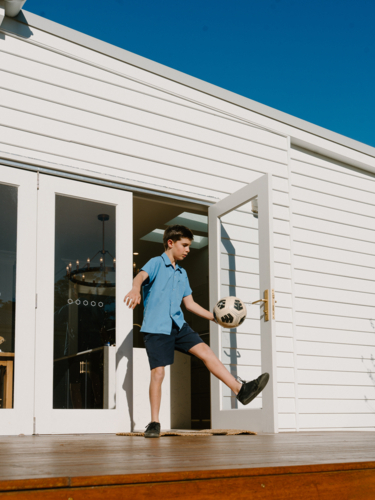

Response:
(53, 196), (116, 409)
(0, 184), (17, 409)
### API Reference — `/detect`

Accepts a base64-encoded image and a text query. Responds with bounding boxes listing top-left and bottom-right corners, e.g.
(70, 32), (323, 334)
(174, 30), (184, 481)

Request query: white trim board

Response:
(0, 156), (217, 206)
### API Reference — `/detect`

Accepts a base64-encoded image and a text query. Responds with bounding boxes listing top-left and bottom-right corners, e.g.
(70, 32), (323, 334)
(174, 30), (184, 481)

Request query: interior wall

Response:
(180, 246), (210, 429)
(132, 196), (209, 429)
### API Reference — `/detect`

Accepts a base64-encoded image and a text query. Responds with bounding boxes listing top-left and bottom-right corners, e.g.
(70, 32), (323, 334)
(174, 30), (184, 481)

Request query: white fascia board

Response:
(2, 10), (375, 166)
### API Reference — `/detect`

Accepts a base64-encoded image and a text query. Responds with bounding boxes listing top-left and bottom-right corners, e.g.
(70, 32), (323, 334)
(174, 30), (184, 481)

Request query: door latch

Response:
(252, 289), (276, 321)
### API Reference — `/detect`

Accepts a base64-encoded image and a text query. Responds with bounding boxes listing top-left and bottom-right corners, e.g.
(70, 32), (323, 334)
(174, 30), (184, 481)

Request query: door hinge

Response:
(37, 171), (40, 190)
(272, 289), (276, 320)
(35, 293), (38, 309)
(33, 417), (36, 435)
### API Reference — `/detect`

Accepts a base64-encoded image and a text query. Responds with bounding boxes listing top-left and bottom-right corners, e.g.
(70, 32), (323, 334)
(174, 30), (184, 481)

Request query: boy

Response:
(124, 225), (269, 437)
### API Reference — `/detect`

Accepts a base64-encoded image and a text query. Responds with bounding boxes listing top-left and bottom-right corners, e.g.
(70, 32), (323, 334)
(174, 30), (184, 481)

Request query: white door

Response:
(209, 173), (278, 433)
(35, 174), (133, 434)
(0, 165), (37, 435)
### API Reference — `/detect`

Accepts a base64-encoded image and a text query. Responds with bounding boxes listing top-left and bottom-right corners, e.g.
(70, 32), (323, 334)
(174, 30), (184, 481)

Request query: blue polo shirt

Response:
(140, 253), (192, 335)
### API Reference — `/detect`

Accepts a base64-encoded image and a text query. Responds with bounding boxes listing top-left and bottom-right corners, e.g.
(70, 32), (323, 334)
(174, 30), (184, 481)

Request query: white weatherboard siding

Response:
(0, 27), (288, 202)
(0, 18), (295, 429)
(291, 147), (375, 431)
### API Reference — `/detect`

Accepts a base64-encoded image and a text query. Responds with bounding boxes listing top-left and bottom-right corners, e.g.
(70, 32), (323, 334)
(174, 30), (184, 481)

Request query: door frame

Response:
(34, 174), (133, 434)
(0, 165), (37, 435)
(209, 173), (278, 433)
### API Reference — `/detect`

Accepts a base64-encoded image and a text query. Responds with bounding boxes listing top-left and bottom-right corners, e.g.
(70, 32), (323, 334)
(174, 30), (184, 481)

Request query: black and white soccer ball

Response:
(213, 297), (247, 328)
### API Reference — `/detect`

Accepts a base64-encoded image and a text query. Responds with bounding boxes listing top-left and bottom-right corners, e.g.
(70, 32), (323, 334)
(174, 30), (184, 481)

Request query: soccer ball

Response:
(213, 297), (247, 328)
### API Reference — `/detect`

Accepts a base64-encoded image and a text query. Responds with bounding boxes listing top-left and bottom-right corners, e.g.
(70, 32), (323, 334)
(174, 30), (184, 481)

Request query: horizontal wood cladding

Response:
(292, 169), (375, 203)
(298, 384), (375, 400)
(220, 240), (290, 264)
(292, 184), (375, 214)
(296, 312), (374, 334)
(1, 30), (289, 146)
(292, 147), (375, 186)
(0, 106), (281, 191)
(291, 147), (375, 432)
(294, 270), (374, 295)
(221, 334), (293, 352)
(299, 413), (375, 428)
(0, 41), (288, 200)
(222, 271), (292, 293)
(296, 354), (375, 374)
(293, 228), (375, 256)
(0, 101), (287, 181)
(297, 326), (375, 347)
(0, 83), (287, 167)
(221, 349), (293, 369)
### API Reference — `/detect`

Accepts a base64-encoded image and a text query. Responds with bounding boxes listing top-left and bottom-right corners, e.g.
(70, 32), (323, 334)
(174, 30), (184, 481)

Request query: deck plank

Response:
(0, 432), (374, 498)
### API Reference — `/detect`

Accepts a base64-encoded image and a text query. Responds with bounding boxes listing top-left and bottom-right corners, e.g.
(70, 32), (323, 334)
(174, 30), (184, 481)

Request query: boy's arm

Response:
(123, 270), (149, 309)
(182, 294), (215, 322)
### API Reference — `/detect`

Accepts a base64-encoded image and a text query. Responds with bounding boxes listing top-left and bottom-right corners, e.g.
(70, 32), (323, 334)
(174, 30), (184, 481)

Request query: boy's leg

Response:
(188, 343), (242, 394)
(189, 342), (269, 405)
(149, 366), (165, 422)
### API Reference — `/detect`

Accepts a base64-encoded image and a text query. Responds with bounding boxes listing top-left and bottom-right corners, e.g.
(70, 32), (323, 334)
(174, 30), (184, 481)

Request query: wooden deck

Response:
(0, 432), (375, 499)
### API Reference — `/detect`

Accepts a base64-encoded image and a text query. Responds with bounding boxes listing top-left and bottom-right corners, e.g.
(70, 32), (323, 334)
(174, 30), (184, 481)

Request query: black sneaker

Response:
(236, 373), (270, 406)
(144, 421), (161, 438)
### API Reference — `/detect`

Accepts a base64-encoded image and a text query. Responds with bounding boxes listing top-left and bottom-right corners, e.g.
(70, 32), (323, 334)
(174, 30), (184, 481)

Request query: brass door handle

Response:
(252, 298), (268, 305)
(252, 290), (275, 321)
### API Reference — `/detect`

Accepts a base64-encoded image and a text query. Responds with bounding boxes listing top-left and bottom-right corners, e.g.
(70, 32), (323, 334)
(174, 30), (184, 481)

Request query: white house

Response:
(0, 7), (374, 436)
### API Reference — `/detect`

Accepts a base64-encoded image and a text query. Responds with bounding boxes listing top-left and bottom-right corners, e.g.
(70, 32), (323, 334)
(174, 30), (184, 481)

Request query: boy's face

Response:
(167, 237), (192, 260)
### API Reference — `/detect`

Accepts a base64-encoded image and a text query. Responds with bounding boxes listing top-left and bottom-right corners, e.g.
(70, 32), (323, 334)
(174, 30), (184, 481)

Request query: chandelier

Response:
(66, 214), (116, 288)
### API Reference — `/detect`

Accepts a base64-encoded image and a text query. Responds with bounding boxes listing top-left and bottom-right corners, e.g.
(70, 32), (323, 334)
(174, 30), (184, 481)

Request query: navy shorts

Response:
(143, 322), (204, 370)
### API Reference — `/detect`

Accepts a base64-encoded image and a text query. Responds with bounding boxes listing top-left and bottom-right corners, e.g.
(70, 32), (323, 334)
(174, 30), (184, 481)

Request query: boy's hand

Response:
(123, 289), (141, 309)
(124, 270), (148, 309)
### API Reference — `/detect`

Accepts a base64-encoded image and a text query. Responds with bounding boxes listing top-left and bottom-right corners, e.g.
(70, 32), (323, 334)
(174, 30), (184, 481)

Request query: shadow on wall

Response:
(363, 319), (375, 413)
(2, 11), (33, 38)
(221, 224), (240, 409)
(116, 328), (134, 431)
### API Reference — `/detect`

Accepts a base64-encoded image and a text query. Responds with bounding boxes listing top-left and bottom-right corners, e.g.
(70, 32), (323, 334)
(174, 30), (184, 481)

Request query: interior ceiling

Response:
(133, 196), (208, 269)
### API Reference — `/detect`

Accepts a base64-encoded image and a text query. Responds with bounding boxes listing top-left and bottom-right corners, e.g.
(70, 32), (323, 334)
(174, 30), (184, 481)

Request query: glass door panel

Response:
(0, 165), (37, 435)
(0, 184), (17, 409)
(53, 196), (116, 410)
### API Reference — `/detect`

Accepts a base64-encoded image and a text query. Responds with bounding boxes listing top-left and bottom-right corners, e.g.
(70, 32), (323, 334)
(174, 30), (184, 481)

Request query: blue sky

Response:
(25, 0), (375, 147)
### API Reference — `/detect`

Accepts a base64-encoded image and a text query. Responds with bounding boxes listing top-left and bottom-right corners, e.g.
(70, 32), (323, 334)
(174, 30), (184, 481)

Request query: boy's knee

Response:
(195, 343), (213, 361)
(151, 366), (165, 382)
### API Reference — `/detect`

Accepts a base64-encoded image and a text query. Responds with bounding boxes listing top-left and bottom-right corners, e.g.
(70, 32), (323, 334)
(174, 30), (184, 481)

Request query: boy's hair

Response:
(163, 225), (194, 250)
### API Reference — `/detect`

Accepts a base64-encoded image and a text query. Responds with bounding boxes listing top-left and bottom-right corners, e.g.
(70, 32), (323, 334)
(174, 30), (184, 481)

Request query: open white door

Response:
(35, 174), (133, 434)
(0, 165), (37, 435)
(209, 173), (278, 433)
